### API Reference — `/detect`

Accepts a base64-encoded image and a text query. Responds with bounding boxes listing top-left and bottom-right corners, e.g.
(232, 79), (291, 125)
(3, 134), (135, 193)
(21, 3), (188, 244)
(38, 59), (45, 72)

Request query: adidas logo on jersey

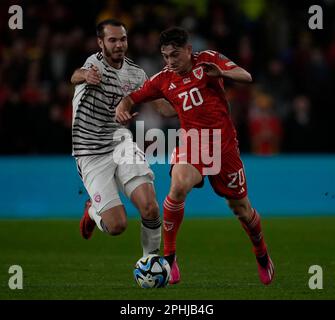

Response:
(238, 187), (245, 194)
(168, 83), (176, 90)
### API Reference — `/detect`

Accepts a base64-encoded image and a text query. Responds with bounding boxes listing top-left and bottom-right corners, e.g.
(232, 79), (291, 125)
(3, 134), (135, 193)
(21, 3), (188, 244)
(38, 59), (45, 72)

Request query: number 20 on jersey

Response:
(178, 88), (204, 111)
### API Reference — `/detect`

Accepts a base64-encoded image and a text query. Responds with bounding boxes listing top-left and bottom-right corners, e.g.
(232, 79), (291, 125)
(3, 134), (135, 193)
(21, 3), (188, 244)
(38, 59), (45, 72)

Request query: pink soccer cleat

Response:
(256, 253), (275, 285)
(79, 199), (96, 240)
(168, 256), (181, 285)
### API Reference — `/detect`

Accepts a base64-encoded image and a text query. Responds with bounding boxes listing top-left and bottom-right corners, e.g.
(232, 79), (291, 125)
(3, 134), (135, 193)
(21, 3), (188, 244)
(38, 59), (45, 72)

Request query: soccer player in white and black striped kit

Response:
(71, 19), (176, 257)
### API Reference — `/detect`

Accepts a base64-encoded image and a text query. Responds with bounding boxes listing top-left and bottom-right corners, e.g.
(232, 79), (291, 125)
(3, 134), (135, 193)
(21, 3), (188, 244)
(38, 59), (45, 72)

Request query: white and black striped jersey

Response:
(72, 52), (147, 157)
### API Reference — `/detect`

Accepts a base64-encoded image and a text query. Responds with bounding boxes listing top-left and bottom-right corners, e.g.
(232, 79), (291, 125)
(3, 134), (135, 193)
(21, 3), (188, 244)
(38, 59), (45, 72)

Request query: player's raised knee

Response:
(227, 198), (252, 219)
(139, 200), (159, 220)
(108, 219), (127, 236)
(169, 182), (188, 201)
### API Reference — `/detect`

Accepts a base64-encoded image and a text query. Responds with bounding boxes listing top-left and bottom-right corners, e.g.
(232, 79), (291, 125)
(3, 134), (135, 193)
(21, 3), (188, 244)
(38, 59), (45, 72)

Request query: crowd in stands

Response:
(0, 0), (334, 155)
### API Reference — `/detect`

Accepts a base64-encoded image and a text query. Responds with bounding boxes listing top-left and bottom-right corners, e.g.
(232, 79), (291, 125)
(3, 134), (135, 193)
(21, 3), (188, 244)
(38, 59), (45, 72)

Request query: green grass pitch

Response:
(0, 217), (334, 300)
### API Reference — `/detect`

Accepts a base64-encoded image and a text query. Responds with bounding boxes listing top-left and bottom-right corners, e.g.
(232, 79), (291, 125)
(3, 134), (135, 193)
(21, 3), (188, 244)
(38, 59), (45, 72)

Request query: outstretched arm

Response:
(70, 66), (102, 85)
(199, 62), (252, 83)
(151, 99), (177, 118)
(220, 66), (252, 83)
(116, 73), (170, 124)
(115, 96), (176, 124)
(115, 96), (137, 124)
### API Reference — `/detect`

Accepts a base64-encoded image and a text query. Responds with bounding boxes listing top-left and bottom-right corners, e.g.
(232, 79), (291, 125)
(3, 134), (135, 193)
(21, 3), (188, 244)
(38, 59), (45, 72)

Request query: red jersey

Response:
(130, 50), (239, 153)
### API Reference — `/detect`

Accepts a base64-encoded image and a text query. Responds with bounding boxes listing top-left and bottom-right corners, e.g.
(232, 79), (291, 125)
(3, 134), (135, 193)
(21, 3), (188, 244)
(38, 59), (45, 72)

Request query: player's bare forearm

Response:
(221, 67), (252, 83)
(151, 99), (177, 118)
(71, 66), (101, 85)
(118, 96), (135, 112)
(200, 62), (252, 83)
(70, 69), (87, 85)
(115, 96), (137, 124)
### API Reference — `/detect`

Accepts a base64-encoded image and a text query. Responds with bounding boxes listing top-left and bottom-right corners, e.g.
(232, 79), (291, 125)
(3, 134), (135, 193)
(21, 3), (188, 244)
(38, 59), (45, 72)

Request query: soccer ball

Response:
(133, 254), (171, 288)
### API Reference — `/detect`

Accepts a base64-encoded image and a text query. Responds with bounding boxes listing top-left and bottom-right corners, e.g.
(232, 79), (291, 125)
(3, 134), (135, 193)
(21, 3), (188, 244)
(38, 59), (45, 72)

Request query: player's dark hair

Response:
(159, 27), (189, 48)
(96, 19), (126, 38)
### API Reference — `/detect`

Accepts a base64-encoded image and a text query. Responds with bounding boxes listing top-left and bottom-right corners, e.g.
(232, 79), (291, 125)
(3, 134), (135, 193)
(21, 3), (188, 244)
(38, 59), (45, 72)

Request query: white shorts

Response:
(76, 139), (154, 214)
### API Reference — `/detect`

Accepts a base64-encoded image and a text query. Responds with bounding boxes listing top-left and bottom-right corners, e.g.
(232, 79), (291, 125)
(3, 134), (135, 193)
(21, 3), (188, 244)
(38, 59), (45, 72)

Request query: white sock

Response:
(141, 217), (161, 257)
(88, 206), (104, 232)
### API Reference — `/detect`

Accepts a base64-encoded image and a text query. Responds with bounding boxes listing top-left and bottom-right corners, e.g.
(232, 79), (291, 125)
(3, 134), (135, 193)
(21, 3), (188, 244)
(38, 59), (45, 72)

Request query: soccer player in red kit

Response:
(116, 27), (274, 285)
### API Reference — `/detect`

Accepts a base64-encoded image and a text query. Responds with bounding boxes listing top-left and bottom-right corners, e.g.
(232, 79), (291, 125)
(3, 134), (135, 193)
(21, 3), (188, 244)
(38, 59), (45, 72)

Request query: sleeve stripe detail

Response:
(150, 69), (168, 81)
(225, 61), (236, 67)
(202, 50), (217, 56)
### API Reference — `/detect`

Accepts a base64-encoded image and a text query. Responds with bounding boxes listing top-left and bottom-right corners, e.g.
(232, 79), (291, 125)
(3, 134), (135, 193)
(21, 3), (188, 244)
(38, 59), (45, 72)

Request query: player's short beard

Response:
(102, 42), (124, 64)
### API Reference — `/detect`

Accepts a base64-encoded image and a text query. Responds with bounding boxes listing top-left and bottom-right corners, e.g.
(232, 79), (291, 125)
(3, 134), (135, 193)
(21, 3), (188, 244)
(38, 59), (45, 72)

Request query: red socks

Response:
(239, 209), (267, 257)
(163, 196), (185, 256)
(163, 196), (266, 259)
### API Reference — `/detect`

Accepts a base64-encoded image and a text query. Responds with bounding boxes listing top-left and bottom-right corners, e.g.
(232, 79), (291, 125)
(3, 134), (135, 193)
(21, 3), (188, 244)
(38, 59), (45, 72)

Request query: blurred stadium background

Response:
(0, 0), (335, 300)
(0, 0), (334, 217)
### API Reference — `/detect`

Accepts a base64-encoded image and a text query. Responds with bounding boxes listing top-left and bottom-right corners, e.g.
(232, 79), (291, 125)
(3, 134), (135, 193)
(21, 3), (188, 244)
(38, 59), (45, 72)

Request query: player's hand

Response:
(115, 107), (139, 125)
(85, 65), (102, 85)
(197, 62), (224, 77)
